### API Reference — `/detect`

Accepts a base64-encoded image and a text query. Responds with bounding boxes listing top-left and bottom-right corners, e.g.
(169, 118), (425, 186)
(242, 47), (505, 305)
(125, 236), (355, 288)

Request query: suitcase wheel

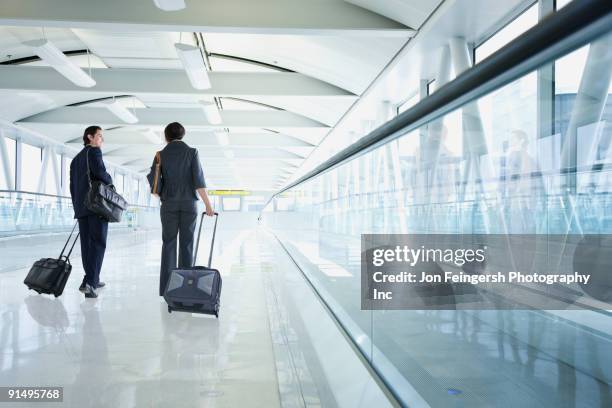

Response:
(168, 306), (172, 313)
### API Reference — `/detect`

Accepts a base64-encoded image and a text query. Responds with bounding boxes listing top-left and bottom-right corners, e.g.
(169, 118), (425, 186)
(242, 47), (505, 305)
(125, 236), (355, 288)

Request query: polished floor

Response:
(0, 227), (283, 408)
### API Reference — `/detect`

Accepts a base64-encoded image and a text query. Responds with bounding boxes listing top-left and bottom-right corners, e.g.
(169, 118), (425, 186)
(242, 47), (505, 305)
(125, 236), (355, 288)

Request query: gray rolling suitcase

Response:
(164, 212), (222, 317)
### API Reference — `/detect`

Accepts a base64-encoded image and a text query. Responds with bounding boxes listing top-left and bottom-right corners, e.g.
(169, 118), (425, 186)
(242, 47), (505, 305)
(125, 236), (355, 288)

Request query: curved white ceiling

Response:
(0, 0), (426, 190)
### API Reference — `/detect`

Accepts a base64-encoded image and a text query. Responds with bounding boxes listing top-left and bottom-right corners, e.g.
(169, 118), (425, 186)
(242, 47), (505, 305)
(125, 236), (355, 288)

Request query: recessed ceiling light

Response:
(215, 131), (229, 146)
(153, 0), (185, 11)
(175, 43), (211, 90)
(199, 100), (222, 125)
(103, 99), (139, 124)
(141, 128), (162, 144)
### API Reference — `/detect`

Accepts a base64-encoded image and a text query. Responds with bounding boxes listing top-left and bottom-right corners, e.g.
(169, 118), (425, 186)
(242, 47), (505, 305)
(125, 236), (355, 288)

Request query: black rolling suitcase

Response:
(164, 212), (222, 317)
(24, 223), (80, 297)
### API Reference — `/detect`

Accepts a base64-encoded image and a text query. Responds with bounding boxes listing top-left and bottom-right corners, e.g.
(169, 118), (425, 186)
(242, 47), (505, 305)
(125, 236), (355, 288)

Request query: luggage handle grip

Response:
(193, 212), (219, 268)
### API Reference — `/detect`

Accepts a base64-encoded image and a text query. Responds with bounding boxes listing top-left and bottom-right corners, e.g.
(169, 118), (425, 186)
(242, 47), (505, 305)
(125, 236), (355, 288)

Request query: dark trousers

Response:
(160, 200), (197, 296)
(78, 215), (108, 287)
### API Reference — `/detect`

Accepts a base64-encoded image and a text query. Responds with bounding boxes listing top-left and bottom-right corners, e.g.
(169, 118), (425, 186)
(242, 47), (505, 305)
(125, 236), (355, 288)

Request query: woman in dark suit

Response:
(148, 122), (214, 296)
(70, 125), (113, 299)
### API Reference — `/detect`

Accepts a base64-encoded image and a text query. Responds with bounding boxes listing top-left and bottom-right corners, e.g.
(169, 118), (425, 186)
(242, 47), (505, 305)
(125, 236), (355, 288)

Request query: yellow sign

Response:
(208, 190), (251, 196)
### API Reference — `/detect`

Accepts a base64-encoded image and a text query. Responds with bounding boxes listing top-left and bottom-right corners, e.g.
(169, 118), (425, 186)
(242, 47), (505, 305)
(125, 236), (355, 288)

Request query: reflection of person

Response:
(417, 124), (457, 210)
(70, 126), (112, 299)
(148, 122), (214, 296)
(70, 302), (112, 407)
(507, 131), (536, 188)
(155, 302), (221, 406)
(505, 130), (544, 232)
(419, 124), (452, 171)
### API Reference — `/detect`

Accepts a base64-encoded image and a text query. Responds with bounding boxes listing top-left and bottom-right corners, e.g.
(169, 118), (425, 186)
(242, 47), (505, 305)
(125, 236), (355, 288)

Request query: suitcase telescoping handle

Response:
(59, 222), (80, 261)
(193, 212), (219, 268)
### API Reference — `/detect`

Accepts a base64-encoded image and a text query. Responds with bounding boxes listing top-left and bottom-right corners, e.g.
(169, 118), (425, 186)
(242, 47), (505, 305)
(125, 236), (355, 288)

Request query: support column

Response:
(419, 79), (429, 146)
(0, 130), (13, 190)
(15, 139), (22, 191)
(49, 147), (62, 196)
(60, 155), (66, 195)
(450, 37), (489, 232)
(560, 34), (612, 193)
(37, 146), (51, 194)
(428, 46), (451, 134)
(537, 0), (555, 140)
(449, 37), (487, 157)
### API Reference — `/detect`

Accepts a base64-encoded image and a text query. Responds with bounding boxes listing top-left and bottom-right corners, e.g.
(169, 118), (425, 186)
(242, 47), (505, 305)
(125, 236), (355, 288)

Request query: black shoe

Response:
(84, 284), (98, 298)
(96, 282), (106, 289)
(79, 282), (86, 293)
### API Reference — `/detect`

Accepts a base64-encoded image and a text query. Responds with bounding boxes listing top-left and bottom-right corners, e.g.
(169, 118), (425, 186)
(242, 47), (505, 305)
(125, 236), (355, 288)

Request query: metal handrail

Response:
(262, 0), (612, 212)
(0, 189), (71, 200)
(0, 189), (157, 209)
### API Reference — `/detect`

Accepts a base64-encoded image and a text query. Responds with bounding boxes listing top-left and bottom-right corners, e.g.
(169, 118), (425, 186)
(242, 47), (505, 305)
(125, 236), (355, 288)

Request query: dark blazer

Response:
(148, 140), (206, 202)
(70, 146), (113, 219)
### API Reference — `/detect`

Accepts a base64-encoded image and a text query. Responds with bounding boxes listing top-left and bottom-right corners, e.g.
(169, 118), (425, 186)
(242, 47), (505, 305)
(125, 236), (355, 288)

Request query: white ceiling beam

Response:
(0, 0), (413, 36)
(65, 130), (315, 146)
(103, 146), (304, 159)
(18, 107), (329, 128)
(0, 66), (355, 97)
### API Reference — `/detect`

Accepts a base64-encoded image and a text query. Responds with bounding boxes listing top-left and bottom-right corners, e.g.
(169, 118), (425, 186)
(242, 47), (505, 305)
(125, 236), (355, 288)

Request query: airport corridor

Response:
(0, 225), (289, 408)
(1, 0), (611, 406)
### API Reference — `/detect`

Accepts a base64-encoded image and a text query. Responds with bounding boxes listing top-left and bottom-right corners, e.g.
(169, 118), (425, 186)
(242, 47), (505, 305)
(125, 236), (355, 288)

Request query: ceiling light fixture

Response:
(175, 43), (211, 90)
(142, 128), (162, 145)
(199, 100), (222, 125)
(23, 39), (96, 88)
(153, 0), (185, 11)
(103, 99), (139, 124)
(215, 131), (229, 146)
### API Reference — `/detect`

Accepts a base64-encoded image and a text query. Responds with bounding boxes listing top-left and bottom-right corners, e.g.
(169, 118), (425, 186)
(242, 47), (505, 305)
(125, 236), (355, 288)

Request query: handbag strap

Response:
(85, 146), (93, 187)
(59, 222), (78, 259)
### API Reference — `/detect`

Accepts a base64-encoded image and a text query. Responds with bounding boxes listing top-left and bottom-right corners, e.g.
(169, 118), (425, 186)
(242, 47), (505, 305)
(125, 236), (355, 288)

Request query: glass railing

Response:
(0, 190), (160, 235)
(261, 3), (612, 407)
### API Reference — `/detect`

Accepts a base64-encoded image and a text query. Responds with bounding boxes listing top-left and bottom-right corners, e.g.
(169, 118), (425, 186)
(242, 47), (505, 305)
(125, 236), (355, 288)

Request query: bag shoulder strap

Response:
(85, 146), (93, 186)
(152, 151), (162, 194)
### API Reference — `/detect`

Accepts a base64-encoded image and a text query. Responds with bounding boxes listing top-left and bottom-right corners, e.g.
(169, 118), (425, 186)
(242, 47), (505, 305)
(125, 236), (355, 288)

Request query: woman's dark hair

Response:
(164, 122), (185, 142)
(82, 126), (102, 146)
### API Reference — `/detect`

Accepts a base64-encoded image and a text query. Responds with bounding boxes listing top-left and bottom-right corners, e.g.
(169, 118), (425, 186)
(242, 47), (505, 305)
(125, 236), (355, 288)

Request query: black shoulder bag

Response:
(84, 147), (128, 223)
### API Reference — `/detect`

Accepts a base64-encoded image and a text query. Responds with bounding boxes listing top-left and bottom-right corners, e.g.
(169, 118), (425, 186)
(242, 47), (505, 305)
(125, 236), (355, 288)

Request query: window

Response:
(396, 93), (419, 116)
(474, 3), (538, 63)
(63, 155), (71, 195)
(133, 179), (140, 205)
(115, 174), (125, 194)
(43, 151), (60, 195)
(21, 142), (42, 192)
(0, 136), (16, 190)
(244, 195), (265, 212)
(427, 79), (436, 95)
(275, 196), (295, 211)
(222, 197), (241, 211)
